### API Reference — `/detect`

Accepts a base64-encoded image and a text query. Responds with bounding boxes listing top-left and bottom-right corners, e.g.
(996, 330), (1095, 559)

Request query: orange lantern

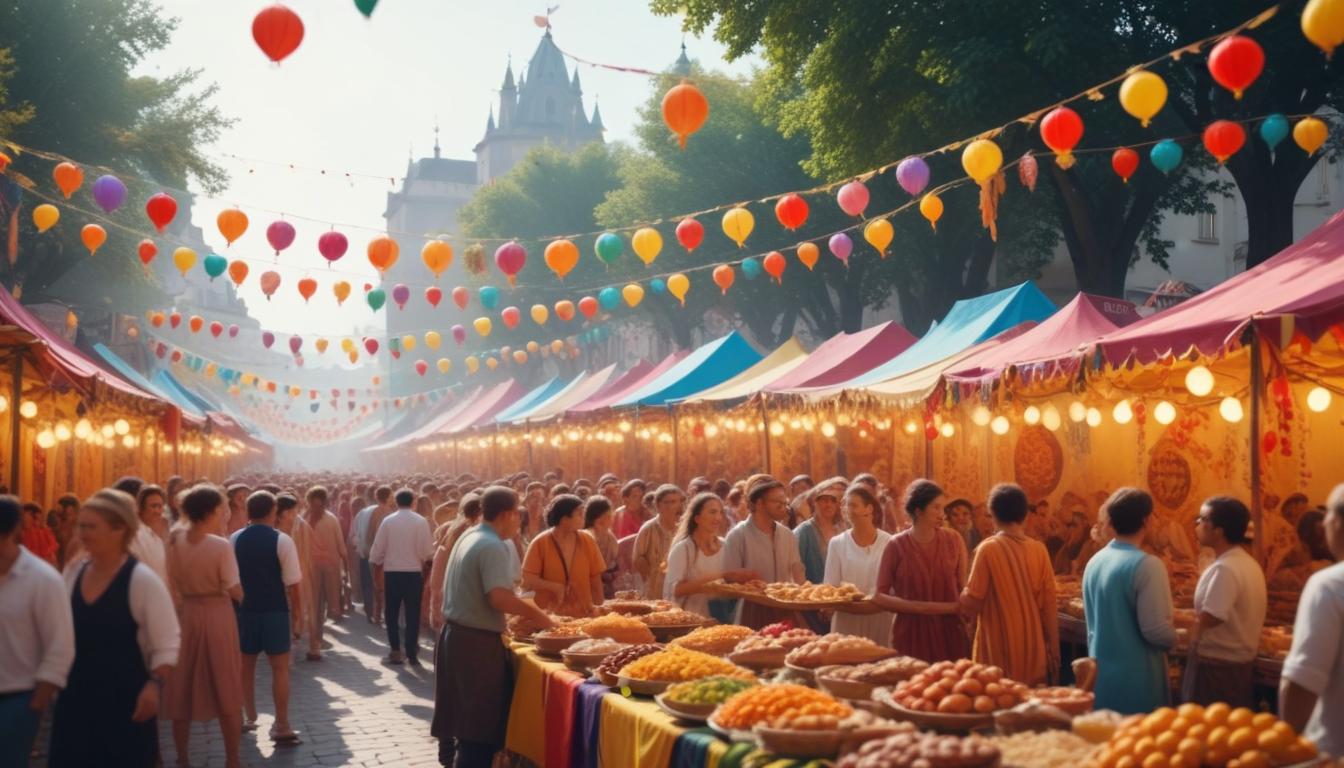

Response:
(661, 80), (709, 149)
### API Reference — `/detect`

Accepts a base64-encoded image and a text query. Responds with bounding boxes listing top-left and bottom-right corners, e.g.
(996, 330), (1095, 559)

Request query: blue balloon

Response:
(741, 257), (763, 280)
(594, 326), (609, 342)
(1149, 140), (1183, 175)
(309, 403), (320, 413)
(478, 285), (500, 310)
(650, 278), (667, 294)
(1259, 114), (1289, 152)
(598, 286), (621, 311)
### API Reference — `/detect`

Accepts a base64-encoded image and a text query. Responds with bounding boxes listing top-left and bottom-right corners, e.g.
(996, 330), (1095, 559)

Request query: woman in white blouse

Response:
(824, 484), (895, 645)
(664, 493), (757, 618)
(51, 489), (179, 768)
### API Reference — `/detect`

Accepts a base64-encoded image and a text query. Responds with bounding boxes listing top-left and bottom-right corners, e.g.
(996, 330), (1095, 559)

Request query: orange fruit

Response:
(1142, 752), (1168, 768)
(1186, 723), (1210, 742)
(1177, 737), (1204, 766)
(1257, 729), (1289, 756)
(1207, 747), (1232, 768)
(1169, 717), (1192, 736)
(1236, 749), (1269, 768)
(1251, 712), (1276, 730)
(1227, 707), (1254, 730)
(1134, 737), (1157, 761)
(1228, 727), (1257, 756)
(1113, 736), (1136, 758)
(1144, 707), (1178, 736)
(1177, 703), (1205, 722)
(1156, 732), (1182, 755)
(1204, 702), (1231, 727)
(1096, 749), (1119, 768)
(1117, 757), (1142, 768)
(1208, 726), (1231, 752)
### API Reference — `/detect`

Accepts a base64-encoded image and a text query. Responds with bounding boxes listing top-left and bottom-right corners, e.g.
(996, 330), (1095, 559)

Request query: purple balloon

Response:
(266, 220), (297, 254)
(261, 331), (275, 349)
(289, 335), (303, 354)
(895, 156), (930, 197)
(227, 324), (239, 338)
(828, 233), (853, 265)
(91, 175), (127, 213)
(392, 283), (411, 309)
(451, 324), (467, 346)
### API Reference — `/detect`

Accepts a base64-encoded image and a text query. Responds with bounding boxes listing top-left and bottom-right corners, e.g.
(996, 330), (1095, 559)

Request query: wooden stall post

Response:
(759, 396), (773, 475)
(670, 404), (679, 485)
(1249, 325), (1264, 563)
(8, 353), (22, 491)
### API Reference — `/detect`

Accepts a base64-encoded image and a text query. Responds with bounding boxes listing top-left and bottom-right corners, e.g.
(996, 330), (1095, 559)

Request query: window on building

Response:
(1196, 211), (1217, 242)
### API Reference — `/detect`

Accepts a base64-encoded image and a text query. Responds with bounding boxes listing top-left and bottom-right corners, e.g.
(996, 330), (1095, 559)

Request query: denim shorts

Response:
(237, 610), (291, 656)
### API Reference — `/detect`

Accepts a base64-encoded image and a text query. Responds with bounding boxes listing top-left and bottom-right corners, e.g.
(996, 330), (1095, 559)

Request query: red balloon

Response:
(169, 311), (182, 329)
(414, 360), (428, 377)
(1039, 107), (1084, 163)
(774, 194), (809, 231)
(501, 306), (521, 330)
(425, 286), (442, 308)
(209, 321), (224, 338)
(363, 338), (379, 355)
(145, 192), (177, 233)
(675, 217), (704, 252)
(1111, 148), (1140, 182)
(578, 296), (599, 319)
(555, 300), (575, 321)
(1202, 120), (1246, 163)
(1207, 35), (1264, 100)
(137, 239), (157, 266)
(252, 4), (305, 64)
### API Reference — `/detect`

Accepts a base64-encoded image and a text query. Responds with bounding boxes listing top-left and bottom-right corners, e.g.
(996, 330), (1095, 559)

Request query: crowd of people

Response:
(0, 467), (1340, 767)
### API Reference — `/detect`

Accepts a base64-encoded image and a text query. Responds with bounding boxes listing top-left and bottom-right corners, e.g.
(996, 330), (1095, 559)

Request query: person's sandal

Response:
(270, 727), (302, 745)
(242, 718), (259, 732)
(306, 652), (322, 662)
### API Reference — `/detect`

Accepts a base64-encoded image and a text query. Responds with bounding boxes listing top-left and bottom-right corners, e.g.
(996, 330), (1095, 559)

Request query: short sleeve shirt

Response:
(1192, 546), (1266, 663)
(443, 525), (518, 633)
(1281, 562), (1344, 757)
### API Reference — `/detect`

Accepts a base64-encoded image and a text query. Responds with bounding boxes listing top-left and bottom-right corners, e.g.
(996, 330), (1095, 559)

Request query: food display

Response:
(1071, 710), (1126, 744)
(988, 729), (1099, 768)
(888, 660), (1030, 715)
(640, 608), (710, 626)
(536, 621), (590, 638)
(560, 638), (627, 670)
(582, 613), (656, 644)
(837, 731), (1000, 768)
(600, 599), (666, 616)
(668, 624), (754, 656)
(728, 628), (818, 669)
(993, 701), (1074, 734)
(1258, 625), (1292, 660)
(508, 612), (569, 639)
(711, 683), (853, 731)
(1090, 703), (1319, 768)
(664, 676), (758, 708)
(1026, 686), (1095, 715)
(821, 657), (930, 686)
(594, 643), (662, 685)
(785, 634), (899, 669)
(764, 581), (865, 604)
(618, 645), (755, 683)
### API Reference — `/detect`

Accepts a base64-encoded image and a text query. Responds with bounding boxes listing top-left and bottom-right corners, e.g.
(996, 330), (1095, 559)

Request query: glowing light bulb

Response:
(0, 396), (7, 412)
(36, 429), (56, 449)
(704, 424), (719, 438)
(904, 420), (918, 435)
(821, 422), (837, 438)
(618, 420), (632, 433)
(1041, 405), (1062, 431)
(1023, 406), (1041, 425)
(769, 423), (785, 437)
(971, 405), (991, 426)
(19, 400), (37, 419)
(54, 421), (72, 441)
(114, 418), (130, 435)
(101, 424), (115, 439)
(1154, 401), (1177, 425)
(1086, 408), (1102, 427)
(75, 418), (92, 438)
(1307, 386), (1332, 413)
(1219, 397), (1244, 423)
(1112, 400), (1134, 425)
(121, 435), (135, 448)
(990, 416), (1010, 435)
(940, 422), (955, 438)
(1185, 365), (1215, 397)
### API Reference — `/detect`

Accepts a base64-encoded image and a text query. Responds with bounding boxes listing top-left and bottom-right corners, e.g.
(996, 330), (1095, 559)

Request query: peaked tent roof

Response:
(93, 343), (206, 422)
(492, 376), (568, 423)
(153, 371), (216, 416)
(766, 322), (917, 392)
(615, 332), (763, 407)
(368, 386), (485, 451)
(568, 353), (687, 413)
(862, 323), (1037, 399)
(674, 338), (808, 403)
(443, 379), (528, 433)
(502, 364), (620, 423)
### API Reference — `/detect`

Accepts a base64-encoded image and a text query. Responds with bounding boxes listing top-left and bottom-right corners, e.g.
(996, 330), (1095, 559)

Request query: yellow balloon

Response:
(530, 304), (549, 325)
(1119, 70), (1167, 127)
(919, 193), (944, 231)
(550, 339), (565, 354)
(1303, 0), (1344, 57)
(721, 207), (754, 247)
(622, 283), (645, 307)
(172, 247), (197, 276)
(1294, 116), (1329, 155)
(401, 334), (416, 352)
(315, 338), (329, 354)
(32, 204), (59, 233)
(863, 217), (894, 257)
(341, 338), (355, 352)
(436, 358), (451, 374)
(961, 139), (1003, 184)
(333, 281), (352, 305)
(241, 373), (256, 385)
(631, 227), (663, 266)
(485, 357), (499, 371)
(466, 356), (480, 374)
(420, 240), (453, 277)
(425, 331), (442, 350)
(667, 273), (690, 306)
(473, 317), (492, 337)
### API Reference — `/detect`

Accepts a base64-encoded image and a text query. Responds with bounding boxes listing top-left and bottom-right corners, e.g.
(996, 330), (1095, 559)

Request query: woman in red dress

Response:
(873, 479), (970, 661)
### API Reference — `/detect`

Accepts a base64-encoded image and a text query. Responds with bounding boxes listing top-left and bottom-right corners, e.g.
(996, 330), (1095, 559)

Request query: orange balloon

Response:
(662, 80), (709, 149)
(80, 224), (107, 255)
(332, 281), (352, 305)
(544, 239), (579, 280)
(712, 264), (735, 295)
(367, 236), (399, 272)
(763, 251), (786, 284)
(227, 259), (249, 286)
(150, 311), (165, 328)
(797, 242), (820, 271)
(554, 300), (575, 321)
(217, 208), (249, 246)
(53, 162), (83, 199)
(297, 277), (317, 303)
(188, 315), (204, 333)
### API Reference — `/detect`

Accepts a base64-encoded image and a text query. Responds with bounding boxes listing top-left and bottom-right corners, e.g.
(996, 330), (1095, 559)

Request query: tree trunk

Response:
(838, 259), (866, 332)
(1047, 162), (1164, 298)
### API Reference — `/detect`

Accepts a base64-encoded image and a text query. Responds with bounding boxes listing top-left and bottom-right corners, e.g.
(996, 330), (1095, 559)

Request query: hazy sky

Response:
(141, 0), (759, 336)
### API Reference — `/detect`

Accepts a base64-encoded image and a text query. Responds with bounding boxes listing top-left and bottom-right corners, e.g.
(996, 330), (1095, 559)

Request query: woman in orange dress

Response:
(162, 484), (244, 768)
(521, 494), (605, 617)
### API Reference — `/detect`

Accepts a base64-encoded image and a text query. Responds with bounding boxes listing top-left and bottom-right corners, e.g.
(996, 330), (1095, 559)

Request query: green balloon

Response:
(367, 287), (387, 311)
(354, 0), (378, 17)
(203, 253), (227, 281)
(594, 232), (623, 266)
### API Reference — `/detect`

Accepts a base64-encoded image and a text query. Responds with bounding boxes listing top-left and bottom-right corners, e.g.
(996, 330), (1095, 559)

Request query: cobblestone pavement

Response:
(32, 613), (443, 768)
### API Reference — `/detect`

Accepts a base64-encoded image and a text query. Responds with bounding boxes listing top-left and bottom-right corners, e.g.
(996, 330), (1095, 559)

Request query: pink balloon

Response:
(260, 270), (281, 299)
(266, 220), (297, 254)
(828, 233), (853, 265)
(227, 324), (239, 338)
(289, 335), (303, 354)
(451, 286), (469, 310)
(392, 283), (411, 310)
(501, 306), (521, 329)
(317, 230), (348, 263)
(836, 181), (869, 217)
(451, 324), (467, 346)
(262, 331), (275, 349)
(494, 241), (527, 284)
(414, 360), (428, 377)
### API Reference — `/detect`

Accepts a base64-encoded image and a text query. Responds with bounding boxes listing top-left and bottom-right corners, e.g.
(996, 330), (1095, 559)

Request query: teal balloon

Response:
(1259, 114), (1289, 152)
(203, 253), (227, 281)
(741, 257), (763, 280)
(353, 0), (377, 16)
(479, 285), (500, 310)
(1149, 140), (1183, 175)
(598, 286), (620, 311)
(595, 233), (623, 266)
(367, 287), (387, 312)
(650, 278), (667, 294)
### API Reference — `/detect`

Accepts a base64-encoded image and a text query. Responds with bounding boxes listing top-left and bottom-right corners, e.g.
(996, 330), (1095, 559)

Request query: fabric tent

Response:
(765, 322), (916, 392)
(862, 324), (1038, 400)
(502, 365), (620, 423)
(568, 353), (687, 413)
(614, 332), (763, 407)
(832, 282), (1057, 391)
(367, 386), (484, 450)
(443, 379), (527, 433)
(673, 338), (808, 403)
(94, 343), (206, 422)
(153, 370), (217, 417)
(492, 376), (568, 424)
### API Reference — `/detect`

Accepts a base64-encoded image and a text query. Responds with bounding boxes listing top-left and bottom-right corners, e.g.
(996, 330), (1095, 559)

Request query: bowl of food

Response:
(616, 646), (755, 696)
(872, 659), (1030, 732)
(560, 638), (627, 671)
(655, 676), (757, 722)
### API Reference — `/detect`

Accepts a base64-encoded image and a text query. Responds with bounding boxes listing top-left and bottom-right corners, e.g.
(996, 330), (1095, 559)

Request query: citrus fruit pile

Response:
(890, 659), (1029, 714)
(1092, 703), (1318, 768)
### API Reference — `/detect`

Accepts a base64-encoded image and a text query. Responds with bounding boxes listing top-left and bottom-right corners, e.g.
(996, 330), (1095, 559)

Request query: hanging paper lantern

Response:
(138, 239), (158, 266)
(451, 325), (467, 346)
(530, 304), (549, 325)
(1039, 107), (1084, 168)
(145, 192), (177, 233)
(436, 358), (451, 374)
(413, 359), (428, 377)
(217, 208), (248, 245)
(364, 338), (379, 355)
(209, 321), (224, 338)
(53, 162), (83, 199)
(425, 286), (443, 309)
(315, 230), (348, 264)
(252, 4), (304, 63)
(741, 256), (763, 280)
(493, 241), (527, 287)
(675, 217), (704, 252)
(895, 157), (930, 196)
(289, 336), (303, 355)
(762, 251), (786, 284)
(485, 357), (499, 371)
(297, 277), (318, 303)
(550, 340), (565, 355)
(1150, 139), (1183, 174)
(1203, 120), (1246, 163)
(402, 335), (417, 352)
(775, 193), (809, 230)
(721, 207), (754, 247)
(527, 341), (540, 354)
(501, 306), (521, 329)
(961, 140), (1003, 184)
(1208, 35), (1264, 99)
(391, 283), (411, 310)
(202, 252), (227, 280)
(828, 233), (853, 266)
(1303, 0), (1344, 57)
(150, 312), (165, 328)
(465, 356), (480, 374)
(473, 317), (493, 337)
(227, 259), (248, 286)
(598, 286), (621, 311)
(1119, 71), (1167, 127)
(228, 324), (240, 338)
(253, 270), (281, 301)
(662, 79), (709, 149)
(333, 281), (352, 305)
(1017, 152), (1039, 192)
(622, 284), (645, 307)
(836, 181), (870, 217)
(91, 175), (127, 213)
(424, 331), (442, 350)
(796, 242), (820, 271)
(1111, 148), (1140, 182)
(479, 285), (500, 310)
(421, 240), (453, 278)
(712, 265), (735, 295)
(543, 239), (578, 280)
(863, 218), (893, 257)
(631, 227), (662, 266)
(514, 350), (529, 365)
(172, 247), (197, 276)
(667, 273), (690, 306)
(262, 220), (295, 257)
(262, 331), (276, 349)
(31, 204), (59, 233)
(578, 296), (599, 318)
(315, 338), (328, 353)
(169, 311), (182, 329)
(367, 235), (399, 273)
(920, 194), (943, 231)
(1259, 114), (1290, 152)
(366, 287), (387, 311)
(189, 315), (204, 334)
(80, 224), (107, 255)
(1293, 116), (1329, 155)
(594, 232), (623, 266)
(555, 300), (575, 321)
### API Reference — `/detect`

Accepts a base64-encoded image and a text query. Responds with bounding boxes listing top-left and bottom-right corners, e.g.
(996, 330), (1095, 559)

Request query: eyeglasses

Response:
(1193, 515), (1211, 525)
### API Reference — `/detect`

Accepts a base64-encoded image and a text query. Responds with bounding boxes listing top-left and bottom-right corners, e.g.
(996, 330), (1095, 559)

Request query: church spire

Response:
(502, 56), (516, 91)
(571, 68), (582, 94)
(673, 40), (691, 76)
(590, 101), (605, 132)
(433, 117), (441, 159)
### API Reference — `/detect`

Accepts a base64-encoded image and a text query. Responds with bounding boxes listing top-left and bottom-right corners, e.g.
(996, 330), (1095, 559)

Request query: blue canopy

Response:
(93, 343), (206, 420)
(615, 332), (763, 407)
(838, 282), (1057, 389)
(153, 370), (218, 415)
(498, 370), (592, 424)
(493, 376), (568, 423)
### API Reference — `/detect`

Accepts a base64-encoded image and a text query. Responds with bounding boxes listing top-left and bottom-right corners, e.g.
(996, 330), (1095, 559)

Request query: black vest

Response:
(234, 524), (287, 613)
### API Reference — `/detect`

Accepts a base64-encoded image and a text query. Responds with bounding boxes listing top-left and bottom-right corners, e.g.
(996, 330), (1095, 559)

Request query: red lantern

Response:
(414, 360), (428, 377)
(1207, 35), (1264, 100)
(578, 296), (599, 319)
(662, 80), (709, 149)
(145, 192), (177, 233)
(425, 286), (442, 308)
(774, 194), (809, 230)
(675, 217), (704, 252)
(1039, 107), (1084, 167)
(1202, 120), (1246, 164)
(137, 239), (158, 266)
(252, 4), (305, 64)
(169, 311), (182, 329)
(1111, 148), (1140, 183)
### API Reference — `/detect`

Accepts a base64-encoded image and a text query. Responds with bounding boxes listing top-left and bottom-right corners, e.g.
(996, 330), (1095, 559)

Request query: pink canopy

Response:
(568, 352), (687, 413)
(443, 379), (528, 433)
(1088, 209), (1344, 365)
(945, 293), (1140, 384)
(766, 321), (916, 391)
(370, 386), (484, 450)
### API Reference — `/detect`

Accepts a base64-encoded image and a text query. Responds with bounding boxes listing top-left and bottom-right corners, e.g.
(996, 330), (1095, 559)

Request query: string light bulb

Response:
(75, 418), (92, 438)
(769, 422), (785, 437)
(1154, 401), (1177, 425)
(904, 420), (918, 435)
(114, 418), (130, 435)
(1307, 386), (1332, 412)
(1185, 365), (1215, 397)
(36, 429), (56, 449)
(19, 400), (37, 419)
(1112, 400), (1134, 425)
(1041, 405), (1062, 431)
(1068, 401), (1087, 422)
(821, 422), (837, 438)
(990, 416), (1010, 435)
(940, 422), (955, 438)
(971, 405), (991, 426)
(101, 424), (115, 439)
(1023, 406), (1041, 425)
(1219, 396), (1244, 423)
(1085, 407), (1102, 427)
